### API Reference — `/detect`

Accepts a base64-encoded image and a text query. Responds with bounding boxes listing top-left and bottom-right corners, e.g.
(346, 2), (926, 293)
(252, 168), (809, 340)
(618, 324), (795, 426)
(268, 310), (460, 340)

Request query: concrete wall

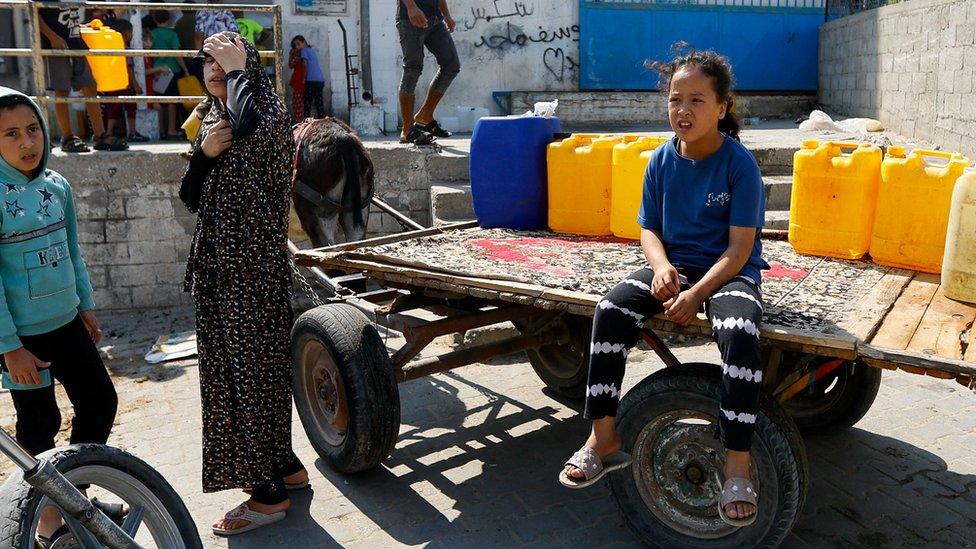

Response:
(819, 0), (976, 158)
(279, 0), (579, 128)
(52, 144), (464, 311)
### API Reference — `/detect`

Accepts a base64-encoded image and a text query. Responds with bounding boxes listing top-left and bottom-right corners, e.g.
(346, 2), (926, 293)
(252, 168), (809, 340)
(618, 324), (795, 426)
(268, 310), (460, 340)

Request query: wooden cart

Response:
(291, 222), (976, 548)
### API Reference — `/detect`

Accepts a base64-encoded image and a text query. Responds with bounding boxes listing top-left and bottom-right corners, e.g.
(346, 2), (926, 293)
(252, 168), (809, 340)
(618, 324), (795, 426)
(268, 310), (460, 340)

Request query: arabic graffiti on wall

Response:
(456, 0), (579, 84)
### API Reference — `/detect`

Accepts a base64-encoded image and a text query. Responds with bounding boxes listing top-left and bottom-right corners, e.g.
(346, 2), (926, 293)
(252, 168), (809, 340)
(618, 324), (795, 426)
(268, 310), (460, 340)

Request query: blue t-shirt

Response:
(637, 135), (768, 283)
(300, 47), (325, 83)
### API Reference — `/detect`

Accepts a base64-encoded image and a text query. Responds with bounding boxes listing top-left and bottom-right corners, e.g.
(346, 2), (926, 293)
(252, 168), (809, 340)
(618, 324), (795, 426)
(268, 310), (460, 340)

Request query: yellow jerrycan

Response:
(788, 140), (882, 259)
(610, 136), (669, 240)
(870, 147), (970, 273)
(942, 169), (976, 303)
(81, 19), (129, 93)
(547, 133), (627, 235)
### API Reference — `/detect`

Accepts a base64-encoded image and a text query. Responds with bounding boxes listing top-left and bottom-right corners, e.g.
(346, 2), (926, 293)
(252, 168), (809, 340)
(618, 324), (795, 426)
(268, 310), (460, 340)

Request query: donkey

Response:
(291, 117), (375, 247)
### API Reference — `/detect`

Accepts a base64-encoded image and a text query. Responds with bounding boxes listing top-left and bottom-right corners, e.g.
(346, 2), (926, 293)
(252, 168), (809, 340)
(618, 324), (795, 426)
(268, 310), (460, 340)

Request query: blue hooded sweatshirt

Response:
(0, 87), (94, 354)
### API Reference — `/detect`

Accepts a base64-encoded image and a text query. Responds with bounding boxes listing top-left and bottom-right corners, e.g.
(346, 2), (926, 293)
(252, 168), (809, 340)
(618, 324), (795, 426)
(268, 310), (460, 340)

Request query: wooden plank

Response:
(297, 221), (478, 257)
(905, 284), (976, 360)
(829, 268), (914, 342)
(860, 343), (976, 377)
(870, 273), (941, 350)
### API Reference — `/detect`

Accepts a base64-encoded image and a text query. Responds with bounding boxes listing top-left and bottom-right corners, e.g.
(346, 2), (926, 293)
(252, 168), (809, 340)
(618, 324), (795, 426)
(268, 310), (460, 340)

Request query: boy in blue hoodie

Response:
(0, 87), (118, 541)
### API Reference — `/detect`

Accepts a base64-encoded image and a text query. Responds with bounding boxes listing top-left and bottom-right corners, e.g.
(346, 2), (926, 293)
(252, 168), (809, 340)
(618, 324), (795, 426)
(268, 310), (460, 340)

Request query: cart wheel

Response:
(782, 356), (882, 434)
(609, 363), (808, 548)
(514, 315), (591, 400)
(291, 304), (400, 473)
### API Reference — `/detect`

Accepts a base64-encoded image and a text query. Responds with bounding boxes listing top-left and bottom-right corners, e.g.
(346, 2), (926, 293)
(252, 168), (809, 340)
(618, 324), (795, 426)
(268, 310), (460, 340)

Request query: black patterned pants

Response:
(583, 267), (764, 452)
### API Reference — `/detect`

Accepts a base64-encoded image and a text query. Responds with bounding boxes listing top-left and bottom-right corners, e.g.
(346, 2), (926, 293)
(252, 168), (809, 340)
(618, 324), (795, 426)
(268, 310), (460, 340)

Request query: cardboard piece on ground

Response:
(145, 331), (198, 364)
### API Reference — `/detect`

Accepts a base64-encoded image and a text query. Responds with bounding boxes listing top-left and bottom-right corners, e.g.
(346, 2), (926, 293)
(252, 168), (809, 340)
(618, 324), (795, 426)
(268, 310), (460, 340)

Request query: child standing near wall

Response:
(0, 88), (119, 544)
(288, 36), (306, 122)
(151, 9), (191, 140)
(104, 19), (150, 143)
(291, 36), (328, 118)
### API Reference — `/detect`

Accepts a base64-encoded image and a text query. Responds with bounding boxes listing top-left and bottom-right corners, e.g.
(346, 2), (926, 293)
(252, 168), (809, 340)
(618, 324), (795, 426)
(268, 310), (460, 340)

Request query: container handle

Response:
(911, 148), (961, 161)
(824, 141), (866, 152)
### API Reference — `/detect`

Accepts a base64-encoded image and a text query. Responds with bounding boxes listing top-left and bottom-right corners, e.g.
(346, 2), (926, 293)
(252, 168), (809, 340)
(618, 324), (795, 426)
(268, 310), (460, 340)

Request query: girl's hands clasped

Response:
(664, 288), (706, 326)
(651, 263), (681, 301)
(201, 120), (232, 158)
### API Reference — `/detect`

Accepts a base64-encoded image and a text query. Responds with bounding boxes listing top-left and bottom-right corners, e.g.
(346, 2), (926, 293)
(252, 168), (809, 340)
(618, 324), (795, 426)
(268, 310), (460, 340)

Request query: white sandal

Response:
(212, 503), (286, 536)
(718, 477), (759, 527)
(558, 446), (633, 489)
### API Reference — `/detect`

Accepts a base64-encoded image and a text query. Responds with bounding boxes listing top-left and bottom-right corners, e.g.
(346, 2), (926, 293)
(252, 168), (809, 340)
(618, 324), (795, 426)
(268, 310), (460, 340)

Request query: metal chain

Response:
(289, 257), (326, 307)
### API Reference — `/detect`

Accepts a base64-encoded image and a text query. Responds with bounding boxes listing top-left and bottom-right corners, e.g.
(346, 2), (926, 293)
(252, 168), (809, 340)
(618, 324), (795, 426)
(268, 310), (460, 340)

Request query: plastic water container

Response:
(547, 134), (628, 235)
(942, 169), (976, 303)
(80, 20), (129, 92)
(611, 136), (669, 239)
(470, 115), (562, 229)
(788, 140), (882, 259)
(870, 147), (970, 273)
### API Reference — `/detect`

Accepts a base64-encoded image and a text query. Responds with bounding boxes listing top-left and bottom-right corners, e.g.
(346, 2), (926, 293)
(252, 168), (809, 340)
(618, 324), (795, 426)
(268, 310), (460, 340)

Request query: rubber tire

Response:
(291, 304), (400, 474)
(783, 359), (882, 435)
(514, 315), (591, 400)
(0, 444), (202, 549)
(609, 363), (808, 549)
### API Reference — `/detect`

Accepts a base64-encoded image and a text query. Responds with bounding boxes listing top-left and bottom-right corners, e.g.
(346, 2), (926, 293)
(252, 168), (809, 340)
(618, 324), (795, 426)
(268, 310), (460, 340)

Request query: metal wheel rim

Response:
(522, 316), (586, 381)
(300, 338), (348, 447)
(632, 409), (761, 539)
(783, 362), (851, 421)
(31, 465), (182, 548)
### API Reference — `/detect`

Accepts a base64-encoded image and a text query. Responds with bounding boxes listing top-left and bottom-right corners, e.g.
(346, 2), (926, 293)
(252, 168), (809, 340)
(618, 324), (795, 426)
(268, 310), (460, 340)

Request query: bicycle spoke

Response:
(58, 505), (101, 549)
(122, 505), (145, 538)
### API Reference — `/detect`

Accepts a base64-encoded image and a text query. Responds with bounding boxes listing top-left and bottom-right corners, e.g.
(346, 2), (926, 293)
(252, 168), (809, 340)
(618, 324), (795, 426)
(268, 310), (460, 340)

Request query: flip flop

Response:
(60, 136), (90, 153)
(717, 476), (759, 527)
(91, 497), (128, 525)
(416, 119), (452, 138)
(212, 503), (286, 536)
(558, 446), (632, 489)
(399, 125), (436, 145)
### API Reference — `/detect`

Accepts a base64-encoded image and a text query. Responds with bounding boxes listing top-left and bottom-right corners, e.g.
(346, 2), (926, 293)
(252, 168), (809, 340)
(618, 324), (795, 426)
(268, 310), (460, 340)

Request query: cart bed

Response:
(295, 222), (976, 387)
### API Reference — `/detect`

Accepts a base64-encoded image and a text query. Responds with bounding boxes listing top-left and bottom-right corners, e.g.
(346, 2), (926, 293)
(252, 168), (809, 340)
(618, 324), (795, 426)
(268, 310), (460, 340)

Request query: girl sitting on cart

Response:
(560, 49), (768, 527)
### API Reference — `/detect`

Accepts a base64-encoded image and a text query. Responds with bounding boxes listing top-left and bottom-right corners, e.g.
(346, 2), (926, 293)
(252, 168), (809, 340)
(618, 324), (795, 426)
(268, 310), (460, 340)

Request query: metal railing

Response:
(0, 0), (284, 108)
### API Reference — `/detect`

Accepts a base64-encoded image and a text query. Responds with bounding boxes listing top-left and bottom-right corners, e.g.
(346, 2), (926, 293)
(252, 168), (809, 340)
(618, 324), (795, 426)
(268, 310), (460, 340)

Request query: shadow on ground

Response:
(300, 370), (976, 547)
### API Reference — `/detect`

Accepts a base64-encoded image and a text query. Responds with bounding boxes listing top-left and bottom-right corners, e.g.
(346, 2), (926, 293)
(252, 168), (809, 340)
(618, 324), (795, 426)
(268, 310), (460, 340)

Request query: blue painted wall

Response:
(580, 0), (824, 91)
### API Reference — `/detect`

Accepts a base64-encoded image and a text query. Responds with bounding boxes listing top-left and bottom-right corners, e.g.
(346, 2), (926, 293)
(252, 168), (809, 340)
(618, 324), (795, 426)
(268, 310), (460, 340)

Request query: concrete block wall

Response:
(820, 0), (976, 158)
(51, 143), (465, 311)
(50, 149), (195, 312)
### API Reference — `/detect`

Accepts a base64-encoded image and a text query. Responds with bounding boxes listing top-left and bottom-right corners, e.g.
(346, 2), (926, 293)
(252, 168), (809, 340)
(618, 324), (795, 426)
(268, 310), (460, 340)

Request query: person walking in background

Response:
(290, 36), (327, 118)
(397, 0), (460, 144)
(178, 33), (308, 536)
(195, 0), (238, 48)
(288, 36), (306, 122)
(151, 9), (191, 140)
(37, 0), (127, 151)
(0, 88), (120, 545)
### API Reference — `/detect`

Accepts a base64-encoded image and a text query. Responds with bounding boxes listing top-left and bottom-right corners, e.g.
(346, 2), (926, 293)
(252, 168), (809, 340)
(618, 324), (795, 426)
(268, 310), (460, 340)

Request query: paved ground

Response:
(0, 308), (974, 548)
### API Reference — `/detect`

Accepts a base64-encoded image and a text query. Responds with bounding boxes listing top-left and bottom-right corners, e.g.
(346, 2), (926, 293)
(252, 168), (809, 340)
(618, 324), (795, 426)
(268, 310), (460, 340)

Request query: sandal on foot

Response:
(60, 136), (90, 153)
(416, 119), (452, 138)
(399, 125), (436, 145)
(717, 476), (758, 527)
(93, 133), (129, 151)
(212, 503), (285, 536)
(91, 497), (128, 525)
(558, 446), (632, 489)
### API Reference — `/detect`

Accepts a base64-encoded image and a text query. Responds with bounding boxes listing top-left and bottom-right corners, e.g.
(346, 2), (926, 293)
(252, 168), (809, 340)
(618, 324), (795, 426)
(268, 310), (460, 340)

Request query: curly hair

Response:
(646, 43), (741, 141)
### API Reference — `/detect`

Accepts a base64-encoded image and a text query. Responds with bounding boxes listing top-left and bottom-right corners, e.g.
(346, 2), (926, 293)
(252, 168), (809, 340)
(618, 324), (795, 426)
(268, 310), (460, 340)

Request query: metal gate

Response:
(579, 0), (825, 91)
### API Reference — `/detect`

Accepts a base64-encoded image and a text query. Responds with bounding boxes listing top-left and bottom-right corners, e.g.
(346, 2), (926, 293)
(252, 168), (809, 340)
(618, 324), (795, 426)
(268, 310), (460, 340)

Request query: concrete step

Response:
(430, 182), (475, 226)
(765, 210), (790, 230)
(764, 175), (793, 210)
